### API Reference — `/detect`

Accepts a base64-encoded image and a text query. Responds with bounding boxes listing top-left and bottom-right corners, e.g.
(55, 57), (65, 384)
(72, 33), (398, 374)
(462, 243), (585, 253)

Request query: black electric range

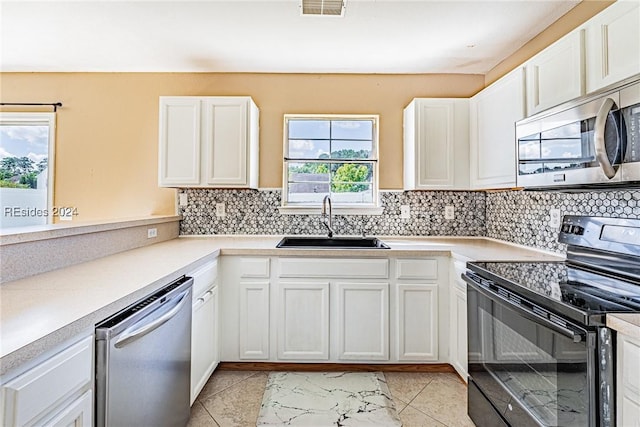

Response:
(467, 259), (640, 327)
(464, 215), (640, 427)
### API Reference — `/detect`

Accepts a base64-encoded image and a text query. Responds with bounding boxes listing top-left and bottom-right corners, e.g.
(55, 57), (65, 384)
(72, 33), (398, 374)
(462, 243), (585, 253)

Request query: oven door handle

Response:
(464, 275), (586, 343)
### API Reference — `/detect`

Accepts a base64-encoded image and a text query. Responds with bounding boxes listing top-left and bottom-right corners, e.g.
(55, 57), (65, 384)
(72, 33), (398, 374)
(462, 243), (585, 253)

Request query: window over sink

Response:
(281, 114), (381, 214)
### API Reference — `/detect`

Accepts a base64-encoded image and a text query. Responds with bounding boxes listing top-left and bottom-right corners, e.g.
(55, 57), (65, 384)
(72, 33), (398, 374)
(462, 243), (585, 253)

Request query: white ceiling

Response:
(0, 0), (580, 74)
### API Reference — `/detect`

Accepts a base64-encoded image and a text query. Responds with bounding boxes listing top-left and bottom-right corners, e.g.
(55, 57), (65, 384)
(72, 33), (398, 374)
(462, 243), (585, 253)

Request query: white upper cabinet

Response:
(584, 0), (640, 93)
(526, 29), (585, 115)
(158, 96), (259, 188)
(403, 98), (469, 190)
(470, 67), (525, 189)
(158, 98), (201, 186)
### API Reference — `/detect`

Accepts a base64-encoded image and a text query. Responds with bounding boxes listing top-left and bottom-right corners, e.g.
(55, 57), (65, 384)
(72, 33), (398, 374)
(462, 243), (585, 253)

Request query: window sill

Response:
(278, 206), (384, 216)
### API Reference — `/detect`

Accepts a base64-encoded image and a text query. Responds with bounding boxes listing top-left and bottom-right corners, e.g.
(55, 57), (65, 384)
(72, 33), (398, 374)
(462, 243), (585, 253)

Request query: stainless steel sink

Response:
(276, 236), (390, 249)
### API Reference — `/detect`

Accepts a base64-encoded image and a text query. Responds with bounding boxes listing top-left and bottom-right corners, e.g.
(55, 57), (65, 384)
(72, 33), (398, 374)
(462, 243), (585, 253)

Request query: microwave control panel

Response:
(625, 104), (639, 162)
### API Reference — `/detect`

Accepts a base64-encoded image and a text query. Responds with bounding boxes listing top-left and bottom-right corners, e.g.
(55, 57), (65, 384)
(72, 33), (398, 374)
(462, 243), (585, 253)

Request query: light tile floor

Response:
(188, 370), (476, 427)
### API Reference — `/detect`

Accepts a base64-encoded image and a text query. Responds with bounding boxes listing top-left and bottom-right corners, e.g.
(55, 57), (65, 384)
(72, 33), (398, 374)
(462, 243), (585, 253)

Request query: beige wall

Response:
(1, 73), (483, 221)
(0, 1), (614, 223)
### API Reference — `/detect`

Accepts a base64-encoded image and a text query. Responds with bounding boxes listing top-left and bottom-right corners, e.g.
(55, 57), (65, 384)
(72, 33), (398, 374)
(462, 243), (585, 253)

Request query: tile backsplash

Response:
(486, 189), (640, 253)
(178, 189), (486, 237)
(179, 188), (640, 254)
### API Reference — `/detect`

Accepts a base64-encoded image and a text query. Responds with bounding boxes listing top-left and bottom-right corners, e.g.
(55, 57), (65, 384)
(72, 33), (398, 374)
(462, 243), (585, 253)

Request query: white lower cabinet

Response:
(221, 255), (445, 364)
(239, 281), (270, 360)
(449, 261), (468, 380)
(277, 281), (330, 360)
(396, 283), (438, 361)
(44, 390), (92, 427)
(1, 334), (93, 427)
(337, 282), (389, 361)
(190, 259), (220, 404)
(617, 332), (640, 427)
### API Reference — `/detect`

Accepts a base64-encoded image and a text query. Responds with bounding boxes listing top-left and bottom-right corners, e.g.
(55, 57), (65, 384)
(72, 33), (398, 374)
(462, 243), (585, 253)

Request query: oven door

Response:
(466, 279), (596, 427)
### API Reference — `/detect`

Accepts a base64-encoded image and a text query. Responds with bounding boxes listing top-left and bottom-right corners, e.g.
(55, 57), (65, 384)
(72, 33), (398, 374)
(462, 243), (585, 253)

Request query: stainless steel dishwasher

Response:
(95, 275), (193, 427)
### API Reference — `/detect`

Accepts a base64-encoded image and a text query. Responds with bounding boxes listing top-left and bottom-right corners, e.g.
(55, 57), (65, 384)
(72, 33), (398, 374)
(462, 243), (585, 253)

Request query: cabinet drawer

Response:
(396, 259), (438, 280)
(240, 257), (270, 278)
(279, 258), (389, 279)
(2, 335), (93, 427)
(191, 259), (218, 297)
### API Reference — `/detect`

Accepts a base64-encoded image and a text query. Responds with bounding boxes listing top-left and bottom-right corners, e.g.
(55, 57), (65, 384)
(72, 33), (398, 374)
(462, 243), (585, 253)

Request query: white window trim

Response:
(0, 112), (56, 225)
(281, 113), (381, 215)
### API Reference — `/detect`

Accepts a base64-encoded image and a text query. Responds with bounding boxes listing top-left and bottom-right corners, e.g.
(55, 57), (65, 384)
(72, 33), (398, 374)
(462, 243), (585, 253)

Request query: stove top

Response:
(467, 260), (640, 326)
(466, 216), (640, 327)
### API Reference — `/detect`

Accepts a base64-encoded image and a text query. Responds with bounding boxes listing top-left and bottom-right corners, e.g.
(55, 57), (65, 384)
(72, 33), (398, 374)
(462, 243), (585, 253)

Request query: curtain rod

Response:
(0, 102), (63, 112)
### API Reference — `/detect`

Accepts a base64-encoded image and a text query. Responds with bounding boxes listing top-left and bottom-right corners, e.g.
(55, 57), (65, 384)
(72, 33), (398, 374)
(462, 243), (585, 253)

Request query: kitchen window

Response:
(281, 114), (381, 214)
(0, 112), (56, 228)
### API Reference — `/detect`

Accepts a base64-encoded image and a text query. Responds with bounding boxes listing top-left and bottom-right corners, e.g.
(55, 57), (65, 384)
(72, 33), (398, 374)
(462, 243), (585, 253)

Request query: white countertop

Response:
(0, 235), (562, 376)
(607, 314), (640, 340)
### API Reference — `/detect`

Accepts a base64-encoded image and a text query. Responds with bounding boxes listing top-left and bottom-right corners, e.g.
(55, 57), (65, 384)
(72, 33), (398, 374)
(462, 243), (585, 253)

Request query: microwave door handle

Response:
(594, 97), (617, 179)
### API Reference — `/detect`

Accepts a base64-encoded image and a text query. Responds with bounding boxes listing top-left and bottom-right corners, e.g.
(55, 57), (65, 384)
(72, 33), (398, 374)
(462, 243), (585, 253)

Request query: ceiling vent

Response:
(300, 0), (346, 17)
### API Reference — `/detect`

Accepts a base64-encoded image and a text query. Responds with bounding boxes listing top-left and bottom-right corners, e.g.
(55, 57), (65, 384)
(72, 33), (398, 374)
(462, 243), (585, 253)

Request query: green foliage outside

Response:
(289, 149), (372, 193)
(0, 156), (47, 189)
(332, 164), (369, 192)
(291, 163), (329, 175)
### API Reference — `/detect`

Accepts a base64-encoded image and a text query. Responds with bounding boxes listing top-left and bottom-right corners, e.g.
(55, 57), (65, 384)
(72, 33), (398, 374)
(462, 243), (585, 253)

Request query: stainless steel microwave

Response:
(516, 76), (640, 189)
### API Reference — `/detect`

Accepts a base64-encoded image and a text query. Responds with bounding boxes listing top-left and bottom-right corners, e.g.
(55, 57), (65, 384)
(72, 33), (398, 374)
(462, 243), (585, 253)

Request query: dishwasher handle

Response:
(114, 289), (190, 348)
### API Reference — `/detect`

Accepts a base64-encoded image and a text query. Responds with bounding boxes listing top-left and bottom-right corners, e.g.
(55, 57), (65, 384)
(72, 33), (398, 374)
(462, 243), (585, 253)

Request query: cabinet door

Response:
(396, 283), (438, 361)
(43, 390), (92, 427)
(451, 285), (468, 380)
(239, 281), (270, 359)
(404, 99), (469, 189)
(470, 68), (525, 189)
(190, 286), (218, 404)
(585, 0), (640, 93)
(1, 336), (93, 427)
(336, 282), (389, 361)
(618, 333), (640, 426)
(203, 98), (249, 187)
(277, 281), (330, 360)
(526, 30), (585, 115)
(158, 97), (201, 186)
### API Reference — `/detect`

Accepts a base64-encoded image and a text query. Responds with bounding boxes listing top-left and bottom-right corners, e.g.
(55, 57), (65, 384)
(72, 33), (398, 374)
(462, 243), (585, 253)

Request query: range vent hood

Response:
(300, 0), (345, 16)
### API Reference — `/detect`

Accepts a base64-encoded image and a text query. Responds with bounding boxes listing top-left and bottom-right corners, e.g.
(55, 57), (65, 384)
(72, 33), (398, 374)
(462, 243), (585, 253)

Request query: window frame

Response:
(0, 112), (56, 226)
(280, 113), (381, 215)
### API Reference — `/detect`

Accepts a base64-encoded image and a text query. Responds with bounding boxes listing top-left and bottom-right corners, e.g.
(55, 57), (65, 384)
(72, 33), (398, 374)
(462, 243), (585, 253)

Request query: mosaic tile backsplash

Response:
(179, 188), (640, 254)
(486, 189), (640, 253)
(178, 189), (486, 237)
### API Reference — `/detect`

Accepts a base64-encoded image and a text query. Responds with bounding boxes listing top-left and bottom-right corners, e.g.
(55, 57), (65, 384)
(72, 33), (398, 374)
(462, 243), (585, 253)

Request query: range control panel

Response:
(559, 215), (640, 256)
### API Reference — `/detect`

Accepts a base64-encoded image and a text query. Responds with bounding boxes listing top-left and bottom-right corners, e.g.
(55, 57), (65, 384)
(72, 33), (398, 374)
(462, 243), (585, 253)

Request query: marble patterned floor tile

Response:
(201, 372), (269, 427)
(256, 372), (402, 426)
(398, 405), (447, 427)
(385, 372), (437, 404)
(196, 370), (262, 401)
(187, 401), (220, 427)
(408, 374), (475, 427)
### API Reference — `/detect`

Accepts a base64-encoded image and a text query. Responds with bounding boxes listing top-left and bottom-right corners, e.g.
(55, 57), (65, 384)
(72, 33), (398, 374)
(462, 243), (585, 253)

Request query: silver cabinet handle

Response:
(594, 97), (618, 179)
(114, 290), (190, 348)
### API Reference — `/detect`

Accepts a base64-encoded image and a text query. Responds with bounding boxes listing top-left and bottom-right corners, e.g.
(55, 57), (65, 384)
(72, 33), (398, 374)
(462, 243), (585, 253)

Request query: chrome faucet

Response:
(322, 195), (336, 238)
